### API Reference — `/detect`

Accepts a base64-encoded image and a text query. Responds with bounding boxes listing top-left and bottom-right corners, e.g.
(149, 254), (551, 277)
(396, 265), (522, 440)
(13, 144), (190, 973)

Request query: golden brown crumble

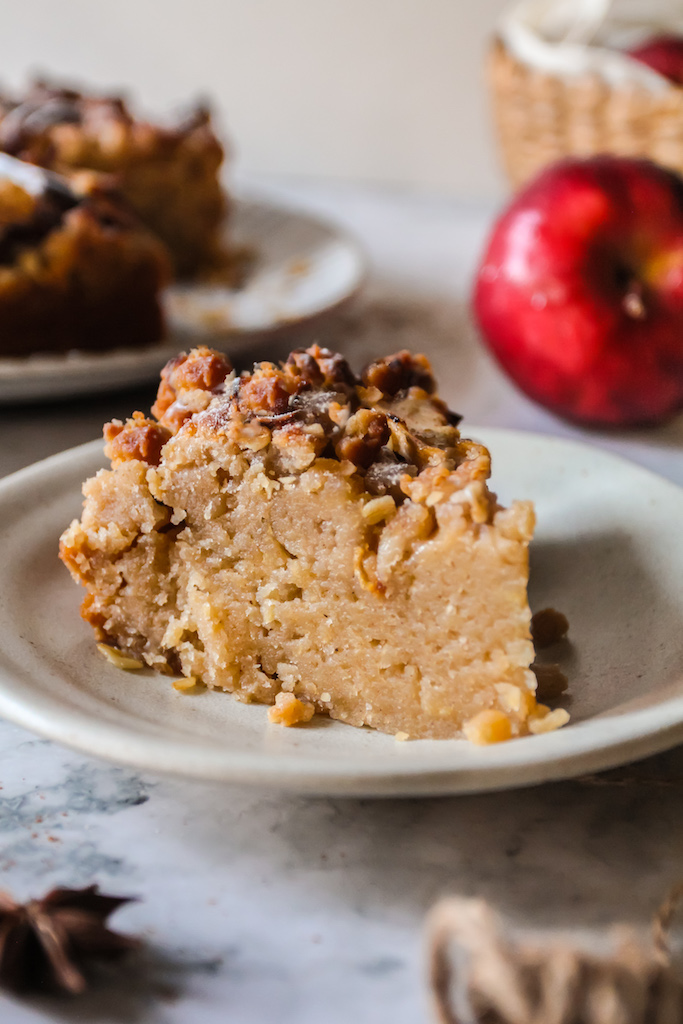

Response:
(286, 343), (356, 390)
(103, 414), (172, 468)
(104, 343), (485, 512)
(239, 364), (301, 418)
(335, 409), (391, 468)
(145, 344), (487, 507)
(463, 709), (513, 745)
(284, 348), (326, 386)
(268, 692), (316, 726)
(528, 706), (571, 734)
(151, 346), (233, 431)
(361, 349), (436, 397)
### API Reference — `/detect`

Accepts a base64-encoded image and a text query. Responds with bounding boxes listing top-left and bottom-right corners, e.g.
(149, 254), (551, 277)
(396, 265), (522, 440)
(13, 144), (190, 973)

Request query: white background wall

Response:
(3, 0), (510, 200)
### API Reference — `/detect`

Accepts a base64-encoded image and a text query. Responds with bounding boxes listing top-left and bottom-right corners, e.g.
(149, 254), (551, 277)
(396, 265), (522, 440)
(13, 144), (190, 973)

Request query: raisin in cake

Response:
(0, 80), (227, 278)
(60, 345), (566, 741)
(0, 156), (170, 357)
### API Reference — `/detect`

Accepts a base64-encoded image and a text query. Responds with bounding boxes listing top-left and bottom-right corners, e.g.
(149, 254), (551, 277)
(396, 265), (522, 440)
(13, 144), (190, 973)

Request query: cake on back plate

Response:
(0, 160), (170, 357)
(0, 80), (227, 278)
(60, 345), (567, 742)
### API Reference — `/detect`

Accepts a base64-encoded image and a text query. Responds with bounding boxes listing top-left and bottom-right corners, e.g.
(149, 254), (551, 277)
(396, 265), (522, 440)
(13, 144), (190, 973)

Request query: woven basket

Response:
(489, 35), (683, 189)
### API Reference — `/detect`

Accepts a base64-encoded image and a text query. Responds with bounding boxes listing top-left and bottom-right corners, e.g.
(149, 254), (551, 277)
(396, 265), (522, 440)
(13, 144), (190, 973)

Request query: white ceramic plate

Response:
(165, 196), (364, 336)
(0, 196), (365, 404)
(0, 428), (682, 797)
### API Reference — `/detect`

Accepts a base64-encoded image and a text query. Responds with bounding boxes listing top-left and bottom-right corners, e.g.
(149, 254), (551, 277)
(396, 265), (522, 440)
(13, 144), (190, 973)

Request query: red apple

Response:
(473, 155), (683, 426)
(627, 34), (683, 85)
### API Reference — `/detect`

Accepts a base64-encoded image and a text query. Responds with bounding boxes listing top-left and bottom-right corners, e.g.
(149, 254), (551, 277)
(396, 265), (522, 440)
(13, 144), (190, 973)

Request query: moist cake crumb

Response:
(528, 707), (571, 735)
(463, 709), (513, 745)
(268, 692), (316, 726)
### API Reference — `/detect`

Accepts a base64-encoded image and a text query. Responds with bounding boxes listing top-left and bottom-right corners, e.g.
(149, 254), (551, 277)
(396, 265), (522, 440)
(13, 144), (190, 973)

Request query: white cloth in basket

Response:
(500, 0), (683, 88)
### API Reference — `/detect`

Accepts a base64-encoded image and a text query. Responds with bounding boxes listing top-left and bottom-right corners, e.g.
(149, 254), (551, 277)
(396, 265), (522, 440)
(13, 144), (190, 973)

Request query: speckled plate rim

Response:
(1, 430), (683, 796)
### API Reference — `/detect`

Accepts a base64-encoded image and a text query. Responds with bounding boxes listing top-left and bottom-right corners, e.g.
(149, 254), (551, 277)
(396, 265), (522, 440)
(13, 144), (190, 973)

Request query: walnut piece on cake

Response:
(0, 80), (227, 278)
(0, 165), (170, 357)
(60, 344), (565, 742)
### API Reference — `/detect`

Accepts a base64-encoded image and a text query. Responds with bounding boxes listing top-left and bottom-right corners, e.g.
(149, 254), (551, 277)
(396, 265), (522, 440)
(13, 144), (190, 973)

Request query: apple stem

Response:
(623, 289), (646, 320)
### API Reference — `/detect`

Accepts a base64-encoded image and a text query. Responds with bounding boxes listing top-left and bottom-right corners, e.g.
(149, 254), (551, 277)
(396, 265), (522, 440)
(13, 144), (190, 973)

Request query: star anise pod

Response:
(0, 885), (139, 995)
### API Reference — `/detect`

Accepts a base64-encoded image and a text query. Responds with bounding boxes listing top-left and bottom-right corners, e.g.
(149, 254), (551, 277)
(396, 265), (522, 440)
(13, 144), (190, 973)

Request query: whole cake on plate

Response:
(60, 344), (568, 742)
(0, 79), (227, 278)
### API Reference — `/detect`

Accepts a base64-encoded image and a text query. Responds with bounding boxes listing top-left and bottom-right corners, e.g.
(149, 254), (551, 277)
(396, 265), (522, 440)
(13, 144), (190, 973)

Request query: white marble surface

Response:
(2, 177), (683, 1022)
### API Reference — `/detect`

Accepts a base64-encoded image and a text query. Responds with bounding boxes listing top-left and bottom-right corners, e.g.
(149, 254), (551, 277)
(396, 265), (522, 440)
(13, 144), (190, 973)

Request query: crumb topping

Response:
(0, 80), (219, 165)
(104, 413), (171, 467)
(239, 363), (302, 418)
(361, 349), (436, 397)
(151, 346), (233, 432)
(463, 709), (513, 745)
(335, 408), (390, 468)
(268, 692), (316, 726)
(112, 343), (488, 513)
(527, 706), (570, 735)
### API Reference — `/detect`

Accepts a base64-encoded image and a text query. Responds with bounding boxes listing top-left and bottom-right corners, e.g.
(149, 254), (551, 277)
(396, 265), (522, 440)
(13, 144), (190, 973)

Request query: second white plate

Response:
(0, 428), (682, 796)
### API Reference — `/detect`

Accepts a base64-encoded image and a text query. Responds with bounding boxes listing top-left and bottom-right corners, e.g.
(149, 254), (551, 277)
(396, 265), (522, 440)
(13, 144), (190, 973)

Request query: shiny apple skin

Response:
(628, 34), (683, 85)
(474, 156), (683, 426)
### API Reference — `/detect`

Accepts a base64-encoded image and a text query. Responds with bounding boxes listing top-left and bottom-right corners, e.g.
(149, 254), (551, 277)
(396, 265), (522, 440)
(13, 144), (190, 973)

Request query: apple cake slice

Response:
(60, 344), (566, 741)
(0, 79), (227, 278)
(0, 156), (170, 356)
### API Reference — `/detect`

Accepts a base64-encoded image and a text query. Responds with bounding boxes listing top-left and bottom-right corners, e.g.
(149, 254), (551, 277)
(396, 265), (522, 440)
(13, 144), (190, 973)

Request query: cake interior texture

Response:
(60, 345), (563, 741)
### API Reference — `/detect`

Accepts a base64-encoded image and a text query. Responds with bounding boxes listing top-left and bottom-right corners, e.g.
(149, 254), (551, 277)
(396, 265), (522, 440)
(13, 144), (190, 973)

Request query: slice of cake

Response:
(60, 345), (567, 741)
(0, 156), (170, 357)
(0, 80), (227, 279)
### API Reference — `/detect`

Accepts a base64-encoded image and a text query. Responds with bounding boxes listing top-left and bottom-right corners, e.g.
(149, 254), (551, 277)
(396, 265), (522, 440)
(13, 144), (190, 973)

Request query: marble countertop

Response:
(1, 176), (683, 1024)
